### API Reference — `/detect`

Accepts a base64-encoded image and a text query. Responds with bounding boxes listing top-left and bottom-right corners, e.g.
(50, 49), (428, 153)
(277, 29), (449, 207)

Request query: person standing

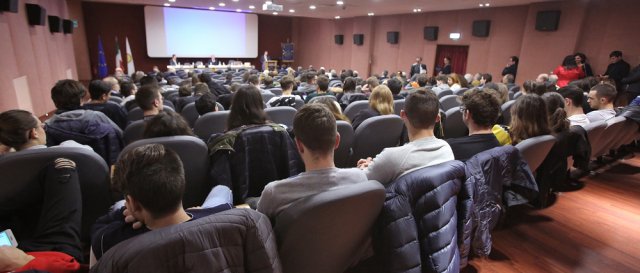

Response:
(169, 54), (178, 66)
(439, 56), (452, 75)
(501, 56), (519, 80)
(410, 57), (427, 79)
(602, 50), (631, 93)
(261, 51), (270, 71)
(574, 53), (593, 77)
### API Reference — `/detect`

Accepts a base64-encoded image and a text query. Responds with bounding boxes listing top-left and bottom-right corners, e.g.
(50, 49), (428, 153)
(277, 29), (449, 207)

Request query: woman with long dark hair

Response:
(509, 94), (551, 145)
(574, 52), (594, 78)
(227, 85), (269, 130)
(553, 55), (585, 87)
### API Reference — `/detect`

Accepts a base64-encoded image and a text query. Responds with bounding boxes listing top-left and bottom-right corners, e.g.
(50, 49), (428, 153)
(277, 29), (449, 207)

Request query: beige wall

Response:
(0, 0), (78, 116)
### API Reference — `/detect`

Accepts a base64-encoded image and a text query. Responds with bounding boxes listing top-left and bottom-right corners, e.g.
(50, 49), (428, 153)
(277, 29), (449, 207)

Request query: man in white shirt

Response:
(558, 85), (590, 127)
(586, 83), (617, 123)
(358, 90), (454, 184)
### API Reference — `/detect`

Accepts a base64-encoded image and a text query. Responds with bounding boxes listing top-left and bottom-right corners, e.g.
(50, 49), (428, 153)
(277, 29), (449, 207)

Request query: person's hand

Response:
(123, 202), (144, 229)
(357, 157), (373, 169)
(0, 246), (34, 271)
(0, 145), (11, 155)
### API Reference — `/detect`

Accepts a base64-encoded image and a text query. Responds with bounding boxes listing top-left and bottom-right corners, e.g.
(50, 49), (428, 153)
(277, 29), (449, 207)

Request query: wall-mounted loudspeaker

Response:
(353, 34), (364, 46)
(0, 0), (18, 13)
(26, 4), (46, 26)
(48, 15), (61, 33)
(387, 31), (399, 44)
(536, 10), (561, 31)
(335, 34), (344, 45)
(424, 26), (439, 41)
(472, 20), (491, 37)
(63, 19), (74, 34)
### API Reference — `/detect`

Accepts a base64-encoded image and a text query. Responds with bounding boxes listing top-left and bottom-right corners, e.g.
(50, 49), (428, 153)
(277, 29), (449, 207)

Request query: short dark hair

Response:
(113, 144), (185, 219)
(193, 83), (210, 96)
(510, 56), (519, 64)
(461, 89), (500, 128)
(575, 52), (587, 62)
(88, 80), (112, 100)
(562, 55), (577, 69)
(591, 83), (617, 102)
(135, 85), (162, 111)
(199, 73), (213, 83)
(481, 73), (492, 83)
(263, 76), (273, 87)
(317, 76), (329, 91)
(293, 104), (336, 155)
(280, 77), (295, 91)
(195, 92), (218, 116)
(416, 74), (428, 87)
(435, 75), (448, 83)
(609, 50), (622, 58)
(557, 85), (584, 106)
(504, 74), (515, 84)
(142, 111), (193, 138)
(404, 90), (439, 129)
(178, 84), (192, 97)
(248, 75), (260, 85)
(343, 77), (356, 92)
(139, 75), (159, 87)
(0, 109), (38, 149)
(387, 78), (402, 95)
(120, 82), (136, 97)
(51, 80), (87, 111)
(227, 85), (267, 130)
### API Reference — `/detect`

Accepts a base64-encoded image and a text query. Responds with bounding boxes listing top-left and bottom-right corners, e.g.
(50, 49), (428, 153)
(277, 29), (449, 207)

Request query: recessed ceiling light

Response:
(168, 0), (175, 2)
(236, 9), (242, 12)
(265, 1), (272, 4)
(337, 1), (344, 5)
(232, 0), (239, 2)
(367, 12), (374, 16)
(335, 16), (341, 19)
(289, 9), (295, 13)
(219, 2), (226, 7)
(273, 11), (278, 15)
(413, 8), (421, 12)
(209, 6), (215, 10)
(249, 5), (255, 9)
(485, 3), (490, 6)
(164, 3), (171, 6)
(479, 3), (484, 7)
(310, 5), (316, 10)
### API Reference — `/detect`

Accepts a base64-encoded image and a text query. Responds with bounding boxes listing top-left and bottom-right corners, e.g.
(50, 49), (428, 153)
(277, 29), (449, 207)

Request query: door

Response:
(434, 45), (469, 76)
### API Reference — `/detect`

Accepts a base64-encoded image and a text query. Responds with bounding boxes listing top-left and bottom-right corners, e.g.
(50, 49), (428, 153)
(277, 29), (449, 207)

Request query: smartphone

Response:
(0, 229), (17, 247)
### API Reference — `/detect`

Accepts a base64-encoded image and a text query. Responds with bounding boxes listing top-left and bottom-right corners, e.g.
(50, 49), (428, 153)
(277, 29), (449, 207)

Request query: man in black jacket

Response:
(501, 56), (519, 80)
(622, 64), (640, 104)
(410, 57), (427, 78)
(603, 50), (630, 93)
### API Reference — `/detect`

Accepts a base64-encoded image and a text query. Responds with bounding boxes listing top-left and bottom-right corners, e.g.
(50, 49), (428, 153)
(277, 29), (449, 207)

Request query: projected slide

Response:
(145, 6), (258, 58)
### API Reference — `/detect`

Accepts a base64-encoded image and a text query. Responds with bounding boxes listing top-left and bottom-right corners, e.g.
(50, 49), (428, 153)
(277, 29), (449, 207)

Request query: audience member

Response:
(338, 77), (364, 107)
(195, 92), (219, 116)
(362, 76), (380, 94)
(142, 111), (193, 139)
(297, 72), (318, 94)
(622, 63), (640, 104)
(199, 73), (230, 97)
(574, 52), (594, 77)
(536, 73), (549, 84)
(358, 90), (453, 184)
(479, 73), (493, 87)
(440, 56), (452, 75)
(83, 80), (128, 130)
(257, 104), (369, 218)
(509, 94), (551, 145)
(557, 85), (590, 127)
(248, 75), (274, 96)
(434, 75), (450, 91)
(448, 74), (462, 91)
(135, 85), (164, 120)
(351, 85), (395, 130)
(522, 80), (546, 96)
(502, 56), (519, 80)
(227, 85), (269, 130)
(446, 89), (501, 161)
(542, 92), (570, 135)
(90, 144), (233, 263)
(502, 74), (516, 90)
(310, 96), (350, 123)
(267, 77), (297, 108)
(603, 50), (631, 92)
(119, 81), (137, 106)
(386, 78), (404, 100)
(139, 75), (159, 87)
(304, 76), (335, 103)
(553, 55), (585, 88)
(102, 76), (121, 97)
(586, 83), (617, 122)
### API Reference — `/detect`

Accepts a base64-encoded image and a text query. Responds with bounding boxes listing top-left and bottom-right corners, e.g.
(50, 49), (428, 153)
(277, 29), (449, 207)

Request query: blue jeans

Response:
(112, 185), (233, 210)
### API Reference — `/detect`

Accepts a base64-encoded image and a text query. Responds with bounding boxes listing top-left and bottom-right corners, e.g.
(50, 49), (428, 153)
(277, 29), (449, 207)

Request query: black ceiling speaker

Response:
(353, 34), (364, 46)
(26, 4), (46, 26)
(472, 20), (491, 37)
(536, 10), (561, 31)
(335, 34), (344, 45)
(63, 19), (74, 34)
(387, 31), (399, 44)
(424, 26), (439, 41)
(48, 15), (61, 33)
(0, 0), (18, 13)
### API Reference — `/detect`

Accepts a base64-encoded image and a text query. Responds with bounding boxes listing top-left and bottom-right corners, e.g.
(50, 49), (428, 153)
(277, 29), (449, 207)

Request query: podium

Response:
(267, 60), (278, 71)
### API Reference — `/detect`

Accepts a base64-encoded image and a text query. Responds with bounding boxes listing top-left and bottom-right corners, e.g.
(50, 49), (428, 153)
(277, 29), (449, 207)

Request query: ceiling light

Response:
(273, 12), (278, 15)
(337, 1), (344, 5)
(232, 0), (239, 2)
(289, 9), (295, 13)
(449, 33), (461, 40)
(265, 1), (272, 4)
(367, 12), (374, 16)
(168, 0), (175, 2)
(479, 3), (484, 7)
(219, 2), (226, 7)
(335, 16), (340, 19)
(236, 9), (242, 12)
(310, 5), (316, 10)
(164, 3), (171, 6)
(413, 8), (422, 12)
(485, 3), (490, 6)
(209, 6), (215, 10)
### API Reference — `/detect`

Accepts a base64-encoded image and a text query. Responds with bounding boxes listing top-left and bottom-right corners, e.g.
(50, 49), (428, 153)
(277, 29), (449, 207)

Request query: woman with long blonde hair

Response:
(352, 85), (394, 130)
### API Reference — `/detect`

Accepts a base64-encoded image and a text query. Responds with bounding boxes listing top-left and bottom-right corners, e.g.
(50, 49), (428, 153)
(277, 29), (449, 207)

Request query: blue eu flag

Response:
(97, 36), (108, 79)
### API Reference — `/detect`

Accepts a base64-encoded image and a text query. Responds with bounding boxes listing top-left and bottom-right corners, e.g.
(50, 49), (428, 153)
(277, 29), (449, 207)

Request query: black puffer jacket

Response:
(459, 146), (537, 265)
(373, 160), (465, 273)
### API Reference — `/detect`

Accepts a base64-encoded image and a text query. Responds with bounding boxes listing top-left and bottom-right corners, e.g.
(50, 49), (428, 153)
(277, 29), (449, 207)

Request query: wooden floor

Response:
(464, 155), (640, 273)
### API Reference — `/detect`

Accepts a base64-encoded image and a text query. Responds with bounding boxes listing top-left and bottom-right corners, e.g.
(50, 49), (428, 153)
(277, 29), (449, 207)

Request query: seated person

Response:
(195, 92), (219, 116)
(103, 76), (121, 97)
(337, 77), (365, 107)
(174, 84), (194, 112)
(446, 89), (501, 161)
(509, 94), (551, 145)
(557, 85), (590, 127)
(361, 76), (380, 95)
(248, 75), (274, 96)
(135, 85), (164, 120)
(83, 80), (128, 130)
(296, 72), (318, 95)
(119, 81), (137, 106)
(586, 83), (617, 123)
(227, 85), (269, 131)
(310, 96), (350, 123)
(358, 90), (454, 184)
(351, 85), (395, 130)
(433, 75), (451, 92)
(267, 77), (297, 108)
(0, 110), (90, 153)
(90, 144), (233, 263)
(142, 111), (194, 139)
(304, 76), (335, 103)
(386, 78), (405, 100)
(257, 104), (369, 219)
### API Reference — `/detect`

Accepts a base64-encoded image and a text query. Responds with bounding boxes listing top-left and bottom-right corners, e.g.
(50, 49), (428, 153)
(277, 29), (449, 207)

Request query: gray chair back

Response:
(393, 99), (405, 116)
(216, 101), (225, 111)
(335, 121), (354, 168)
(501, 100), (516, 125)
(440, 95), (461, 111)
(349, 115), (403, 166)
(513, 91), (523, 100)
(582, 120), (606, 159)
(515, 135), (557, 172)
(344, 100), (370, 121)
(597, 116), (627, 156)
(123, 120), (146, 144)
(444, 107), (468, 139)
(0, 147), (111, 243)
(274, 182), (385, 273)
(121, 136), (211, 208)
(293, 97), (305, 110)
(180, 102), (200, 128)
(437, 89), (454, 99)
(193, 111), (230, 140)
(262, 92), (276, 104)
(265, 106), (297, 128)
(453, 87), (468, 96)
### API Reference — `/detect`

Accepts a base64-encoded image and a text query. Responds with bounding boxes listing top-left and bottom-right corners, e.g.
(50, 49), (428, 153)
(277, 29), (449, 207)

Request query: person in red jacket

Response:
(553, 55), (585, 88)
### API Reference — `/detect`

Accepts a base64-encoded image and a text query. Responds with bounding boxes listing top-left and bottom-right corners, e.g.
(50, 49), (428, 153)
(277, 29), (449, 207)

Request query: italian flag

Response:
(115, 36), (124, 71)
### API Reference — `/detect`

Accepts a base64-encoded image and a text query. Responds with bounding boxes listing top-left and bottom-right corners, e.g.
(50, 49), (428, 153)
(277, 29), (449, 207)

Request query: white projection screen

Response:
(144, 6), (258, 58)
